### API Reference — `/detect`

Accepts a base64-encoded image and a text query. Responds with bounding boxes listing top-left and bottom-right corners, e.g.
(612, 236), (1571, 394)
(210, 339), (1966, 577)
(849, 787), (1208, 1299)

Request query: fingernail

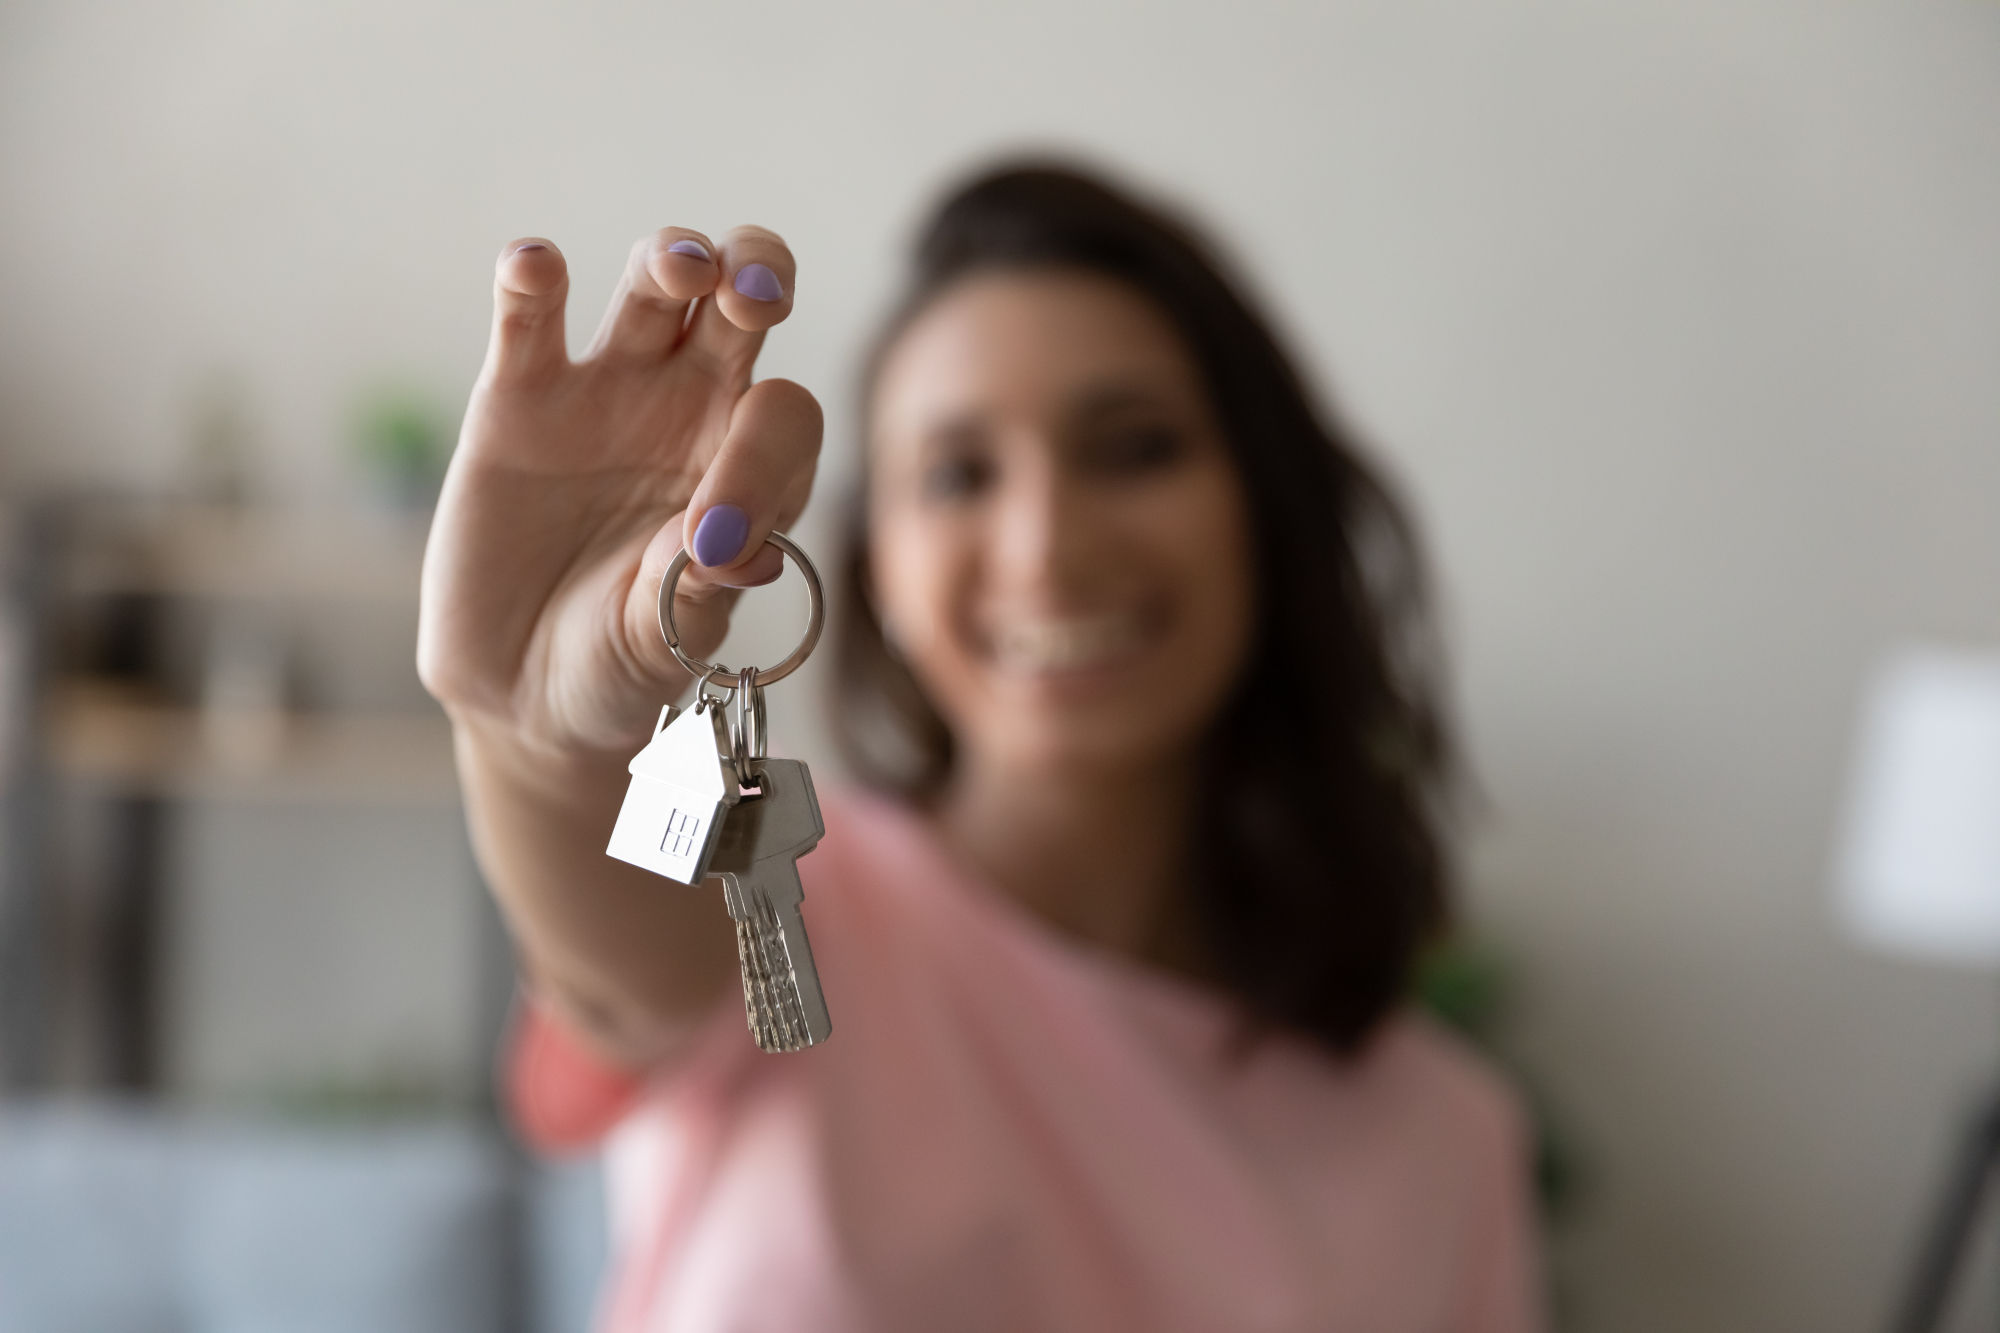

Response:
(692, 504), (750, 567)
(733, 263), (784, 302)
(513, 243), (547, 254)
(666, 239), (710, 261)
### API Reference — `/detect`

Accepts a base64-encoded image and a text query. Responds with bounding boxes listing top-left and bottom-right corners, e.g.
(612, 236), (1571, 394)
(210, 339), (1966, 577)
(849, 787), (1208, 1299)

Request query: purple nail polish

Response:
(692, 504), (750, 567)
(666, 239), (710, 261)
(733, 263), (784, 302)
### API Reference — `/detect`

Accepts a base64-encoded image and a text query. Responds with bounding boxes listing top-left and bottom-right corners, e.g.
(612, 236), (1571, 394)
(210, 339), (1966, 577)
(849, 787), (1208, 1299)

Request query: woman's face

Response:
(868, 269), (1257, 780)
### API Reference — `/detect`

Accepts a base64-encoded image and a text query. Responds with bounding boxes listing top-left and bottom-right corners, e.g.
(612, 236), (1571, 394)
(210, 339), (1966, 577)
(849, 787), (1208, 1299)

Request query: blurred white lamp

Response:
(1837, 647), (2000, 966)
(1836, 645), (2000, 1333)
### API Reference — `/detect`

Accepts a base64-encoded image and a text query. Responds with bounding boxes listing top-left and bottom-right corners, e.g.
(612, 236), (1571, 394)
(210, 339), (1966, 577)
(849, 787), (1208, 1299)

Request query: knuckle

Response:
(416, 649), (480, 711)
(496, 307), (548, 335)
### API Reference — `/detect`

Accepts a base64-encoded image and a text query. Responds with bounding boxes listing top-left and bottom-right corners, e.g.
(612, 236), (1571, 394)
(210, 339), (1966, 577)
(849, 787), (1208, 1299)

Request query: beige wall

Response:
(5, 1), (1999, 1328)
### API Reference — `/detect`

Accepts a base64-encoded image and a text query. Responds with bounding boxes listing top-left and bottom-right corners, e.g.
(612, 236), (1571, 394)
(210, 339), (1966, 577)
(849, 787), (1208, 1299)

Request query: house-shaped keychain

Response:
(606, 701), (741, 885)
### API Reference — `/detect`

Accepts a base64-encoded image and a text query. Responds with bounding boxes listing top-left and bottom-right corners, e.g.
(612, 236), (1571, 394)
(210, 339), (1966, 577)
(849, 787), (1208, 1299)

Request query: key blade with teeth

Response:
(708, 758), (832, 1052)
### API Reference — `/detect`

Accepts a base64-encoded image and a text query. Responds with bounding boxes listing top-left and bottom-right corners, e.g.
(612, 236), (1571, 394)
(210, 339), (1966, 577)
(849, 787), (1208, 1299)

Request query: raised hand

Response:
(416, 227), (822, 1065)
(419, 226), (822, 755)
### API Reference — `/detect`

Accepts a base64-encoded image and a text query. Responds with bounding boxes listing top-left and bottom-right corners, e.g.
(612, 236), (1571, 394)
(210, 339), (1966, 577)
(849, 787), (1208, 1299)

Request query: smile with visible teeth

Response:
(992, 613), (1148, 673)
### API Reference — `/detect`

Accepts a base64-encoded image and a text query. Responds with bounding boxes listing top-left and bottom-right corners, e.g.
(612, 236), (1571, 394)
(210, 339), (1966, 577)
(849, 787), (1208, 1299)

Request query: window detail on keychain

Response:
(661, 810), (704, 860)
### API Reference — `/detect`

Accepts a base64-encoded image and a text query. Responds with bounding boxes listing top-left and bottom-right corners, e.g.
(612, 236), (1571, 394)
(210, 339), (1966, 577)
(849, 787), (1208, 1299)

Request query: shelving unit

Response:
(0, 496), (497, 1103)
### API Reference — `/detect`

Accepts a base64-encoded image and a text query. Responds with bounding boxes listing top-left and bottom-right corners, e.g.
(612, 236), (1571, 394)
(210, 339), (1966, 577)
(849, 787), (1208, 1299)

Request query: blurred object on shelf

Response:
(200, 606), (289, 771)
(41, 499), (454, 804)
(354, 385), (456, 511)
(185, 373), (259, 508)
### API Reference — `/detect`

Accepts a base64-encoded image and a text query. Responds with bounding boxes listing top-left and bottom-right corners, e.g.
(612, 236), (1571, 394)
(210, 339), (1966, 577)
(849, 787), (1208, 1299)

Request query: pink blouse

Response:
(512, 790), (1545, 1333)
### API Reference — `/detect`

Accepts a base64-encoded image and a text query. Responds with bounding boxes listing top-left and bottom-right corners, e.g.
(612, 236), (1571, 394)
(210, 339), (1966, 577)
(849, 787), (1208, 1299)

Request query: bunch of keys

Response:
(603, 532), (832, 1053)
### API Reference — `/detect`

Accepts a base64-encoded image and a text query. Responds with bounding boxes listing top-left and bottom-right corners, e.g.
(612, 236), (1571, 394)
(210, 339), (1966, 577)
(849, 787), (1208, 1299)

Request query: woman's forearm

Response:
(451, 709), (738, 1070)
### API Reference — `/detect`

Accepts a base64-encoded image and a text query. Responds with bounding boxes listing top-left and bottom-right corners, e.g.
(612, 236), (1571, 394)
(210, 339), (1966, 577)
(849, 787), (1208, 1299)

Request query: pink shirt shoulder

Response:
(512, 789), (1545, 1333)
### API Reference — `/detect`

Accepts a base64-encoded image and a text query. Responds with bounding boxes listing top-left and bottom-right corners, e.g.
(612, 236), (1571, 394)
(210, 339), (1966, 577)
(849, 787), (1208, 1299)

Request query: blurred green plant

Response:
(353, 385), (456, 508)
(1416, 936), (1587, 1230)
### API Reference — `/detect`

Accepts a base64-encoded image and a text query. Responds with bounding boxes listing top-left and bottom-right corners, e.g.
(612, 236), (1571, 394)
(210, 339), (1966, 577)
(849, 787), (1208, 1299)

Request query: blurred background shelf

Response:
(57, 501), (432, 605)
(49, 683), (459, 806)
(0, 494), (498, 1106)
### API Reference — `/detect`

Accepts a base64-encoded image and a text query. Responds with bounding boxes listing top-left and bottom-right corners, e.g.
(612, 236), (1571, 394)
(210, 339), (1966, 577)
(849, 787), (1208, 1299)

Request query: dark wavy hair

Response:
(830, 164), (1453, 1055)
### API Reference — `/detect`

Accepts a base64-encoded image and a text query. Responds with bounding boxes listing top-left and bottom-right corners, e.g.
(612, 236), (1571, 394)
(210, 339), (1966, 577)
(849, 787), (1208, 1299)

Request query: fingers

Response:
(680, 226), (797, 384)
(485, 240), (570, 382)
(588, 228), (719, 362)
(682, 378), (823, 577)
(574, 223), (796, 384)
(622, 513), (779, 691)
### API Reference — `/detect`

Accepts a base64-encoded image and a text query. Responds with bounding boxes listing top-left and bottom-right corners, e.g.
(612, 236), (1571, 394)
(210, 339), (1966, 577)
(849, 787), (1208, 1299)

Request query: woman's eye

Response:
(1084, 425), (1186, 473)
(920, 455), (993, 500)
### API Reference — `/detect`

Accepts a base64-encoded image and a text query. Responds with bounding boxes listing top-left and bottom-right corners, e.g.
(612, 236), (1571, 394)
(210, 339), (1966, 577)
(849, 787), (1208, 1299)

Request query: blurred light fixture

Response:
(1835, 645), (2000, 1333)
(1837, 647), (2000, 965)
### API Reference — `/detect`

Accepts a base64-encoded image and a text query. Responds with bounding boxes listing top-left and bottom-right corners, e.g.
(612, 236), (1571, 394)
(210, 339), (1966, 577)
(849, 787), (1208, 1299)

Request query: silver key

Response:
(605, 700), (740, 885)
(707, 757), (832, 1053)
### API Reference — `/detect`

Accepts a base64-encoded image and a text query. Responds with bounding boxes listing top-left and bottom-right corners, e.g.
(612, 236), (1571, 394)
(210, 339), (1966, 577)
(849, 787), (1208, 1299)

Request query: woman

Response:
(419, 165), (1543, 1331)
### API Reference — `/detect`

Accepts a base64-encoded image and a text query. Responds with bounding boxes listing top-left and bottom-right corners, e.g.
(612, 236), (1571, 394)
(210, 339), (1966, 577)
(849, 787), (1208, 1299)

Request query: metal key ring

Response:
(692, 664), (734, 711)
(731, 665), (766, 781)
(657, 530), (825, 689)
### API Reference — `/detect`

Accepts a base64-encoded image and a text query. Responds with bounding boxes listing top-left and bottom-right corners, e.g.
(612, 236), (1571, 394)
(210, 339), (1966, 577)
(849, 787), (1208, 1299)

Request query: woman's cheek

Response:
(871, 508), (931, 632)
(878, 523), (978, 716)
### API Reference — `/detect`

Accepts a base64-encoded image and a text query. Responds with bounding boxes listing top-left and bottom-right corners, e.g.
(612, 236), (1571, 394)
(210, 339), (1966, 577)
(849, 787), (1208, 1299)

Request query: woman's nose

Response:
(988, 460), (1090, 592)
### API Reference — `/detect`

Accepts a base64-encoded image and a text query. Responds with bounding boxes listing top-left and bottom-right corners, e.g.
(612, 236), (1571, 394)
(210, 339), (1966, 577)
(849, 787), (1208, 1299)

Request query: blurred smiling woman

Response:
(419, 165), (1544, 1332)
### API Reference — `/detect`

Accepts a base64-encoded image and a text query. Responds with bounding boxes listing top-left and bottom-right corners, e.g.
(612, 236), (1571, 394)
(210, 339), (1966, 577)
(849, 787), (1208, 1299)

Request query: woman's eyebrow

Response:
(918, 414), (989, 454)
(1066, 381), (1177, 421)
